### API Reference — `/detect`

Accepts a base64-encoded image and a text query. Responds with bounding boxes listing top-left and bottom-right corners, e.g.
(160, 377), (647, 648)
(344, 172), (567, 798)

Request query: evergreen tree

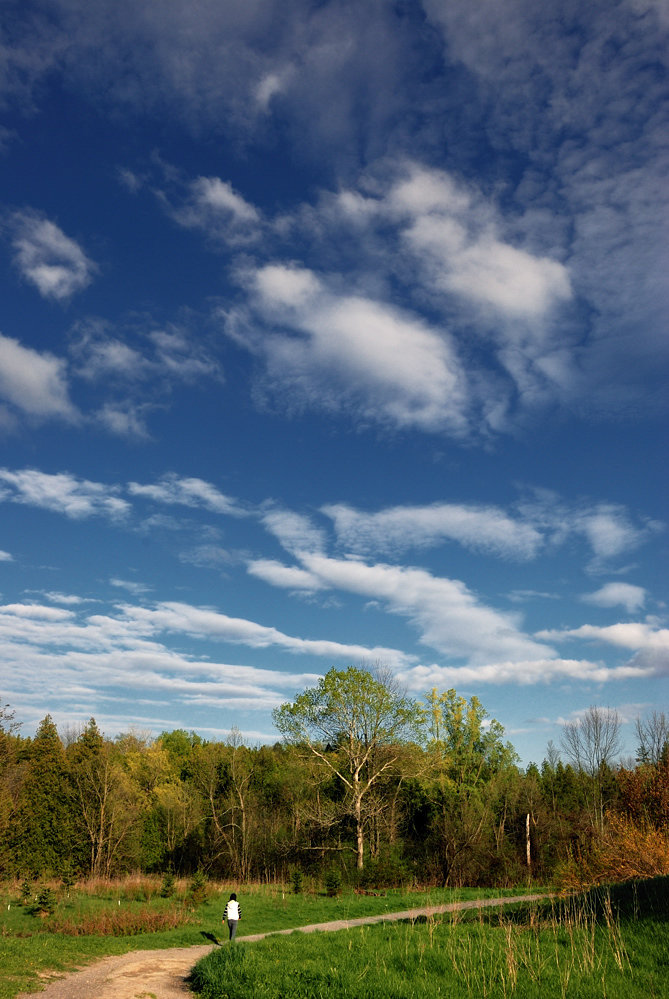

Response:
(10, 716), (75, 876)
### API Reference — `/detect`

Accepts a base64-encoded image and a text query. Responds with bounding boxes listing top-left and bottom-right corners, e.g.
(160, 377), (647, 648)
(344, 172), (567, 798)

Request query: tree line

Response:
(1, 669), (667, 887)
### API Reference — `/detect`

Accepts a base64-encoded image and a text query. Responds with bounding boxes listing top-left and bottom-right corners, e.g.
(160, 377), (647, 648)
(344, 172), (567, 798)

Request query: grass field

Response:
(189, 878), (669, 999)
(0, 877), (524, 998)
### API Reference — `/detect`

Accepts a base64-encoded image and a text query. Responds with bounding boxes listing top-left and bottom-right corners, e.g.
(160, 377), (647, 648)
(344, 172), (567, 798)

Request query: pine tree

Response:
(10, 716), (76, 876)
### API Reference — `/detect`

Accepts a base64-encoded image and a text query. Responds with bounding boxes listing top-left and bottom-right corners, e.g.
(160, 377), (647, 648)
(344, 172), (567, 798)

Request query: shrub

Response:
(19, 880), (33, 905)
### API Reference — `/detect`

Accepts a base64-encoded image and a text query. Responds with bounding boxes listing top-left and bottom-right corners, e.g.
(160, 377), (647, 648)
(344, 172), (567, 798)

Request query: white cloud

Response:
(0, 468), (130, 520)
(0, 550), (13, 562)
(70, 319), (223, 387)
(119, 600), (411, 668)
(0, 602), (74, 622)
(0, 332), (78, 423)
(389, 164), (572, 320)
(537, 621), (669, 657)
(240, 263), (470, 434)
(162, 174), (261, 245)
(323, 500), (543, 559)
(261, 509), (326, 557)
(0, 598), (325, 730)
(399, 655), (651, 690)
(296, 552), (553, 666)
(10, 211), (96, 300)
(254, 68), (292, 109)
(96, 402), (152, 440)
(582, 582), (647, 613)
(247, 558), (325, 591)
(109, 578), (152, 596)
(518, 491), (662, 564)
(191, 177), (259, 224)
(128, 474), (245, 516)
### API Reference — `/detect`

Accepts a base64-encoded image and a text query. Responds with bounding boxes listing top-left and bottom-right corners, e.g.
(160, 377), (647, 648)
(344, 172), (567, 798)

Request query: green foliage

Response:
(61, 866), (77, 893)
(160, 869), (176, 897)
(290, 867), (303, 894)
(189, 868), (208, 904)
(324, 867), (342, 897)
(30, 884), (57, 916)
(19, 879), (33, 904)
(2, 693), (667, 890)
(9, 715), (77, 877)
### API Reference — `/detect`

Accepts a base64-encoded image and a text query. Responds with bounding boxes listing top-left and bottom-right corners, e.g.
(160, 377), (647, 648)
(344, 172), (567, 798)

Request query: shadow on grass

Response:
(201, 931), (221, 945)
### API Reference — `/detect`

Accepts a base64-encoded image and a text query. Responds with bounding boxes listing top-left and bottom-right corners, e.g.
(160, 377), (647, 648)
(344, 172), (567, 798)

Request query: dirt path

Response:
(17, 894), (546, 999)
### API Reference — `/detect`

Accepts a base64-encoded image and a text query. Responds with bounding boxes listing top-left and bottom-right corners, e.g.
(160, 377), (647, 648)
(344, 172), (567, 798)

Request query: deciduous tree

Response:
(274, 666), (421, 869)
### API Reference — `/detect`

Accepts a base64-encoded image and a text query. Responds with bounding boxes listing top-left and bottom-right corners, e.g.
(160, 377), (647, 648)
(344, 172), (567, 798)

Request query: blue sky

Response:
(0, 0), (667, 765)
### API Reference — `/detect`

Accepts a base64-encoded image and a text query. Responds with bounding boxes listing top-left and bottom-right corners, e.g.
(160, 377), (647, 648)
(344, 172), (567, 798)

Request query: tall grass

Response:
(190, 879), (669, 999)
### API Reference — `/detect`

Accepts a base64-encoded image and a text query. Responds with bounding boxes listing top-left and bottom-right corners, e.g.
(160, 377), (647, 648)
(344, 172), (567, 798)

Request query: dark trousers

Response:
(228, 919), (238, 941)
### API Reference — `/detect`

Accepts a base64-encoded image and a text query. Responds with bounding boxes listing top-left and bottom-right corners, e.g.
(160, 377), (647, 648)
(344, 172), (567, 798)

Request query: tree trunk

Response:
(355, 794), (364, 869)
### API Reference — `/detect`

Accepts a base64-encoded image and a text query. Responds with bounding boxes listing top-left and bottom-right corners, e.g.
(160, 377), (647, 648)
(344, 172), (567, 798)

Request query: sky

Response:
(0, 0), (667, 766)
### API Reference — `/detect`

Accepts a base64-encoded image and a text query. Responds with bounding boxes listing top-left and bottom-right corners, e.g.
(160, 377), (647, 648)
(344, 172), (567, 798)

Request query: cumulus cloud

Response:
(0, 468), (130, 520)
(582, 582), (647, 613)
(386, 164), (572, 320)
(9, 211), (96, 300)
(234, 262), (470, 435)
(0, 332), (78, 424)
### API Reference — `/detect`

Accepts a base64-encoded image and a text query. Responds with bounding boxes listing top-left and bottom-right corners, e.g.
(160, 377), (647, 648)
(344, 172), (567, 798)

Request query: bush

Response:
(356, 851), (411, 890)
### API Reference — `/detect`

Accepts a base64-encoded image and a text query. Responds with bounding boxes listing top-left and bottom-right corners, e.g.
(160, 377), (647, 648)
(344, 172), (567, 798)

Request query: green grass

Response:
(0, 880), (529, 998)
(190, 878), (669, 999)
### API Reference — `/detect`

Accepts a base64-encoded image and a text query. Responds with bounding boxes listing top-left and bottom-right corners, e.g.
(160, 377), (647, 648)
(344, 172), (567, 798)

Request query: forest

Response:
(1, 668), (668, 889)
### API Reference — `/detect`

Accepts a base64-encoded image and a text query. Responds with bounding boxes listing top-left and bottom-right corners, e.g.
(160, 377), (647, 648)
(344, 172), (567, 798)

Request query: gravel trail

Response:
(16, 893), (546, 999)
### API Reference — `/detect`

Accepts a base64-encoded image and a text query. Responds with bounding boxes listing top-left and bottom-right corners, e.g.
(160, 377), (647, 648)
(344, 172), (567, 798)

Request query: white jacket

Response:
(225, 899), (241, 921)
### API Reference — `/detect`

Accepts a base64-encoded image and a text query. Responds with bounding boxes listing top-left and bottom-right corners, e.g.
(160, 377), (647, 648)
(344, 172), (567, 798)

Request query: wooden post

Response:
(526, 812), (531, 869)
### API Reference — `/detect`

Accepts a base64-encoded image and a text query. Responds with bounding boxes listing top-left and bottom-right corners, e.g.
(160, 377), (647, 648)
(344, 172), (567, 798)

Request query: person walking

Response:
(223, 892), (241, 941)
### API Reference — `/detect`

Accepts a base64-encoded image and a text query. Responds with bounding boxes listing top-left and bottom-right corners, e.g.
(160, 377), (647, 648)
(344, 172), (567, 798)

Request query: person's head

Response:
(230, 892), (237, 900)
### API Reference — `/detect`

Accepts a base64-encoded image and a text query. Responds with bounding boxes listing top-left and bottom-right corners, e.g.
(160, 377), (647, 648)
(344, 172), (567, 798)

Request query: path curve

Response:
(17, 894), (546, 999)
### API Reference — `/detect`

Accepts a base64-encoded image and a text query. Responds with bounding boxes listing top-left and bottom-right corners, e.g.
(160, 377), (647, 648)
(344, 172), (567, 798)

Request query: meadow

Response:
(189, 878), (669, 999)
(0, 876), (521, 998)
